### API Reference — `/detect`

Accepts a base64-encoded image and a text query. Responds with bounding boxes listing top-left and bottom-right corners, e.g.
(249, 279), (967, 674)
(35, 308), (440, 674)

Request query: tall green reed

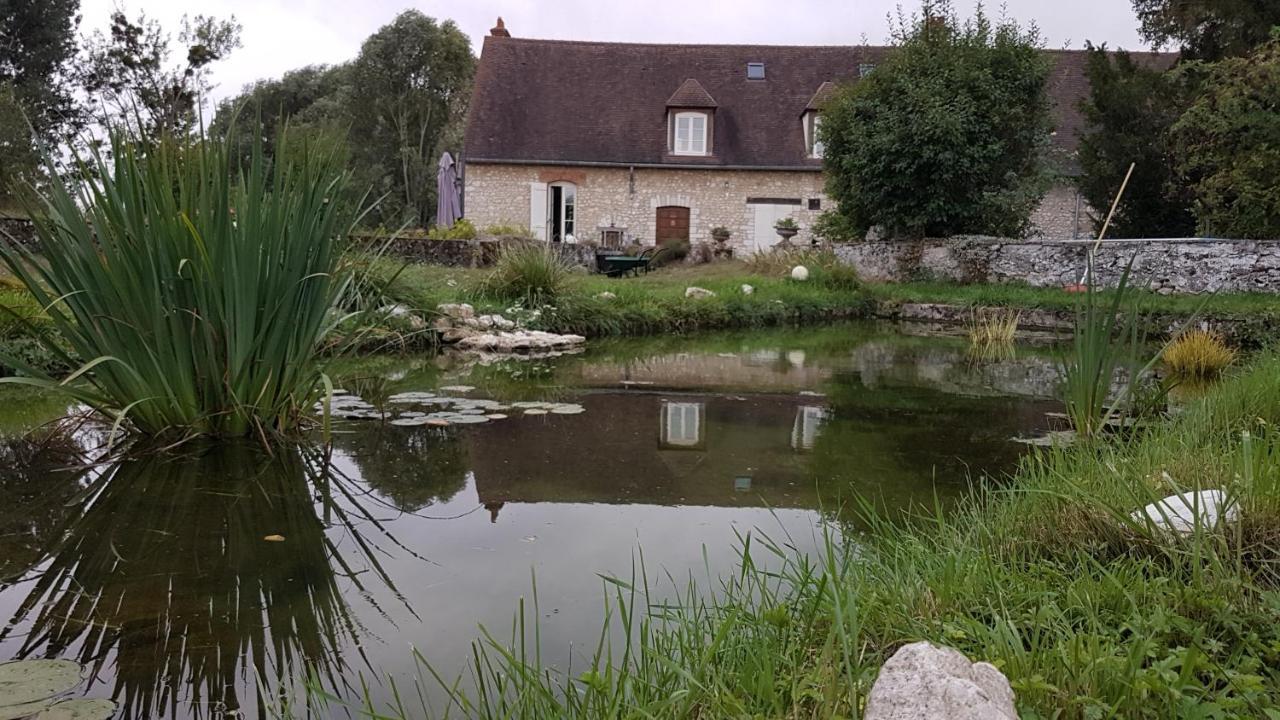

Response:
(1059, 254), (1164, 438)
(0, 124), (362, 438)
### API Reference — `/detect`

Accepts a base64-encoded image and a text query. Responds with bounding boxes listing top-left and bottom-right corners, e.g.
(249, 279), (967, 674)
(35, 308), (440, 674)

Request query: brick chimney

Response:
(490, 17), (510, 37)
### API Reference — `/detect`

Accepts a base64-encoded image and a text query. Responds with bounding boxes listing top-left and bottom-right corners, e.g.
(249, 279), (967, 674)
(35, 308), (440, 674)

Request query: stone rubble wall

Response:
(356, 235), (597, 270)
(835, 237), (1280, 294)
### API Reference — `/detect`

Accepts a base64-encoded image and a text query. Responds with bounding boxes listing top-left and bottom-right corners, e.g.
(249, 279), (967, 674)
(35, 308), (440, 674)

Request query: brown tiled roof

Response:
(464, 36), (1176, 170)
(666, 78), (718, 108)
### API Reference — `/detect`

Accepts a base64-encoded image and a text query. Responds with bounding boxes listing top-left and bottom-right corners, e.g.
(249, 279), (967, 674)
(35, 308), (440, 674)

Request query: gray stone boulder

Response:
(865, 642), (1016, 720)
(455, 330), (586, 353)
(685, 286), (716, 299)
(1131, 489), (1238, 534)
(436, 303), (475, 320)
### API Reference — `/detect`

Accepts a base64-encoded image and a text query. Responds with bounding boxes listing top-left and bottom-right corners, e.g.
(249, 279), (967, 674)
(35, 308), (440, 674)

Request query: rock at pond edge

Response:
(864, 641), (1016, 720)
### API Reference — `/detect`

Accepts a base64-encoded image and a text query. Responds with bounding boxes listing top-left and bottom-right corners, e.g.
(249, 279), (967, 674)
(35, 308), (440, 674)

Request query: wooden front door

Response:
(656, 206), (690, 246)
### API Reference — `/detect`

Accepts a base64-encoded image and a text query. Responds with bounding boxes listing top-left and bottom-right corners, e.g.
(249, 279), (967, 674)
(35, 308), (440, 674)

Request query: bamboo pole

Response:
(1079, 162), (1135, 286)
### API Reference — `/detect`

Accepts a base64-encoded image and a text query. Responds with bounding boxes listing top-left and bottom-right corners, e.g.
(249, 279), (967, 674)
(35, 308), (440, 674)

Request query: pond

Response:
(0, 322), (1063, 718)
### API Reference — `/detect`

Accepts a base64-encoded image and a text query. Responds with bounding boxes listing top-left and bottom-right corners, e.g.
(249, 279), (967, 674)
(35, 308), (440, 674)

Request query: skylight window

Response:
(746, 62), (765, 80)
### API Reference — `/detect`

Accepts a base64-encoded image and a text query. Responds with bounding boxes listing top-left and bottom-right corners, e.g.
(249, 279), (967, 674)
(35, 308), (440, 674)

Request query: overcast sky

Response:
(77, 0), (1152, 104)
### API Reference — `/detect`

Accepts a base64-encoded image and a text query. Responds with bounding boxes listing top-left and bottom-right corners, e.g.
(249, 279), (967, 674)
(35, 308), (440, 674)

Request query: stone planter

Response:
(775, 225), (799, 247)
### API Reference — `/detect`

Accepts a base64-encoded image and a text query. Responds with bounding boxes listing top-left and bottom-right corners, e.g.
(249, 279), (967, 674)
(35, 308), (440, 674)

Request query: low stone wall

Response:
(358, 235), (599, 270)
(0, 216), (37, 248)
(835, 237), (1280, 294)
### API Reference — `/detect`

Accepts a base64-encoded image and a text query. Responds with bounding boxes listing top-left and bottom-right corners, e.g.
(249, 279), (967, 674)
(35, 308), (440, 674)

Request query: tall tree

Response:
(1076, 44), (1195, 238)
(821, 1), (1052, 239)
(1132, 0), (1280, 60)
(0, 0), (80, 137)
(80, 10), (241, 136)
(210, 63), (351, 166)
(0, 0), (81, 203)
(346, 10), (473, 228)
(1171, 38), (1280, 238)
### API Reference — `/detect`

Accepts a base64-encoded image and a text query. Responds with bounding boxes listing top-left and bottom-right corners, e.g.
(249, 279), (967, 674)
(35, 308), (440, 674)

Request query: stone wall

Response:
(464, 163), (828, 254)
(0, 216), (37, 248)
(360, 235), (597, 270)
(835, 237), (1280, 294)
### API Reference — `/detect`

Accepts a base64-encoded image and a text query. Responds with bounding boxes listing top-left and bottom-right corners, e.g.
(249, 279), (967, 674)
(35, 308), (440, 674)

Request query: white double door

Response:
(751, 202), (796, 252)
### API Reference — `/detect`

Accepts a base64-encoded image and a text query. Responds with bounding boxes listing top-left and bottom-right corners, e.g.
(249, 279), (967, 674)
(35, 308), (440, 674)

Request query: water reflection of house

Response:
(578, 351), (831, 393)
(468, 392), (827, 510)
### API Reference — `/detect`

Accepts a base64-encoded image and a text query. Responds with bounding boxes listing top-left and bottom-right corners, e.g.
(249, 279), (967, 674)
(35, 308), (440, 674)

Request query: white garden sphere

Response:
(791, 265), (810, 281)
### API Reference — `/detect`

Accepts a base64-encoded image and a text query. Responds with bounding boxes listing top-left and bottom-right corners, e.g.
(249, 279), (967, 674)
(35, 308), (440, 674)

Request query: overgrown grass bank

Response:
(367, 258), (875, 338)
(309, 351), (1280, 719)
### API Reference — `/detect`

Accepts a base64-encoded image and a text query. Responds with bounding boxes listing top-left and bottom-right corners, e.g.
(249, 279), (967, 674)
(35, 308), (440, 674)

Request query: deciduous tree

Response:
(1132, 0), (1280, 60)
(346, 10), (473, 228)
(820, 1), (1052, 239)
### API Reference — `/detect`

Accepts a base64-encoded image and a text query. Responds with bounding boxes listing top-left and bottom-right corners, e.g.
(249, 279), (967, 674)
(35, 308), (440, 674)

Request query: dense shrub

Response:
(1163, 329), (1237, 379)
(820, 1), (1053, 239)
(1172, 39), (1280, 239)
(1076, 45), (1196, 238)
(481, 223), (534, 238)
(481, 242), (574, 305)
(426, 218), (477, 240)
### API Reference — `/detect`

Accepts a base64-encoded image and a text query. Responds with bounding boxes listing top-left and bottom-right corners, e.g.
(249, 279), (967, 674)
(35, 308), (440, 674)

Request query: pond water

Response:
(0, 323), (1062, 718)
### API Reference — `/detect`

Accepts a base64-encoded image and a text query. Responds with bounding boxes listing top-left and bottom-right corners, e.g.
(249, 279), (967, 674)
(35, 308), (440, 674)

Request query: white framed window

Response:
(661, 401), (704, 448)
(673, 112), (708, 156)
(805, 112), (825, 159)
(791, 405), (826, 451)
(548, 181), (576, 242)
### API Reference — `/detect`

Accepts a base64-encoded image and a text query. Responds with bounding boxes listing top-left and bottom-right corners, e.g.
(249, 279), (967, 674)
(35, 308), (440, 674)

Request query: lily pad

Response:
(523, 409), (548, 416)
(447, 415), (490, 424)
(550, 405), (585, 415)
(390, 417), (429, 427)
(438, 385), (475, 393)
(36, 699), (117, 720)
(0, 660), (83, 710)
(486, 413), (509, 420)
(426, 419), (451, 427)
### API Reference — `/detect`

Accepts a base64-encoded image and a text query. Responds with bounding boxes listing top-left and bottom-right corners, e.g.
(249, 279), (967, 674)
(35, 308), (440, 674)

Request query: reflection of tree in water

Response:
(336, 426), (469, 512)
(0, 443), (407, 719)
(0, 436), (86, 582)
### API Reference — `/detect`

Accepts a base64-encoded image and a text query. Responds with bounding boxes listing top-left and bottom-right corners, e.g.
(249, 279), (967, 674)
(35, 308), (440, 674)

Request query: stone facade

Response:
(356, 235), (597, 269)
(835, 237), (1280, 294)
(464, 164), (1096, 253)
(464, 163), (828, 254)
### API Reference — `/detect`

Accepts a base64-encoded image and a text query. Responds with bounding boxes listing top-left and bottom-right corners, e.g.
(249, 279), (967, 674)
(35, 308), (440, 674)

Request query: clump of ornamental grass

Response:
(967, 308), (1021, 347)
(1163, 329), (1237, 380)
(480, 241), (575, 305)
(0, 124), (363, 438)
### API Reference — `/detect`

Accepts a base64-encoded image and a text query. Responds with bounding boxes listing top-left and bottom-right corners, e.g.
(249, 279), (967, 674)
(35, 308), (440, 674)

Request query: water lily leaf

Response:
(0, 699), (54, 720)
(35, 699), (116, 720)
(0, 660), (83, 709)
(263, 535), (286, 542)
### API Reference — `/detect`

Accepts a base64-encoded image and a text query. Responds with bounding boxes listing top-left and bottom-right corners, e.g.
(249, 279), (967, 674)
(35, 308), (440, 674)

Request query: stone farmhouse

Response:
(462, 18), (1173, 253)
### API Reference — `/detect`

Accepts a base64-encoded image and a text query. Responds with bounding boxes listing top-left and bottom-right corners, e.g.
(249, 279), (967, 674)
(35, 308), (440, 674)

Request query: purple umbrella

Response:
(436, 152), (461, 229)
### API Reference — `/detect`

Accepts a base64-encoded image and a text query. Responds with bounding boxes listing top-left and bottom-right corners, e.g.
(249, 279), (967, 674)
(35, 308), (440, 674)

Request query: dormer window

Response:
(665, 79), (716, 158)
(805, 112), (824, 159)
(673, 112), (708, 155)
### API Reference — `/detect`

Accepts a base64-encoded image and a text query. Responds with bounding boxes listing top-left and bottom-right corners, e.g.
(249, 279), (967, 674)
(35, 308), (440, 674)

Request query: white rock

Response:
(791, 265), (810, 281)
(436, 303), (475, 320)
(685, 286), (716, 299)
(476, 314), (517, 331)
(865, 642), (1016, 720)
(1131, 489), (1238, 534)
(379, 304), (426, 330)
(740, 284), (755, 295)
(596, 291), (618, 300)
(455, 330), (587, 353)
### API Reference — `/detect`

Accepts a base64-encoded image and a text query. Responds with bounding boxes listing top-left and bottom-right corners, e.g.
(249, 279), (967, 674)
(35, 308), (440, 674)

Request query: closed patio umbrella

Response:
(436, 152), (461, 229)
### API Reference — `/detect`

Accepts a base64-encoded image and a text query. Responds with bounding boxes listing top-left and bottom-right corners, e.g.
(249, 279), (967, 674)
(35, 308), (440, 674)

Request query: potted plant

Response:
(774, 217), (799, 245)
(711, 226), (731, 243)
